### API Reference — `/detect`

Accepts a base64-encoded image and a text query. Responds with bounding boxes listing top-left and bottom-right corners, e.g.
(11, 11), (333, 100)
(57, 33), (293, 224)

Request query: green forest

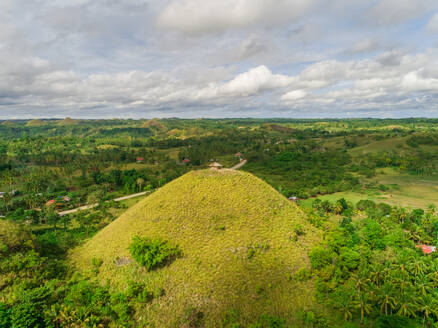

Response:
(1, 118), (438, 327)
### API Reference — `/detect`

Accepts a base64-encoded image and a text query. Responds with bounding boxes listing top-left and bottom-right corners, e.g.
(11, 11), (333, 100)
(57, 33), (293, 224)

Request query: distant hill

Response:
(1, 121), (15, 126)
(71, 169), (322, 326)
(142, 118), (166, 131)
(25, 119), (47, 127)
(57, 117), (79, 125)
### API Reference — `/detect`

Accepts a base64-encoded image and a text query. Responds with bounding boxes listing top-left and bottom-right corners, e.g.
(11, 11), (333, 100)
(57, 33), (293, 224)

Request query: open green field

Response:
(300, 168), (438, 209)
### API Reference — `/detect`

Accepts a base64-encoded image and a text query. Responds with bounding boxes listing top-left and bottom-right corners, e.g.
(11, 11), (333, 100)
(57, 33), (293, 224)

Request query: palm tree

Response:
(336, 293), (355, 322)
(353, 293), (372, 325)
(354, 275), (370, 295)
(408, 260), (425, 277)
(396, 294), (418, 318)
(418, 294), (438, 327)
(415, 275), (431, 296)
(136, 178), (145, 191)
(369, 264), (385, 285)
(377, 284), (396, 316)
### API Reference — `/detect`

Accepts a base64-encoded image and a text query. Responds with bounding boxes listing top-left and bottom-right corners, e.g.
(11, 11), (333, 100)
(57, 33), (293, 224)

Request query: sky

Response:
(1, 0), (438, 119)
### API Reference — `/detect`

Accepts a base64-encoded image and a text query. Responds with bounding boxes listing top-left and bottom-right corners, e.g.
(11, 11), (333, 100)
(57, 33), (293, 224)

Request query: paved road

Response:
(230, 159), (247, 170)
(58, 191), (151, 216)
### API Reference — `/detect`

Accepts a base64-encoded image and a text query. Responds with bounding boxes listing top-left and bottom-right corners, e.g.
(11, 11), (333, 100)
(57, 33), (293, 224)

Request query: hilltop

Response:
(71, 169), (322, 326)
(57, 117), (79, 125)
(25, 119), (47, 126)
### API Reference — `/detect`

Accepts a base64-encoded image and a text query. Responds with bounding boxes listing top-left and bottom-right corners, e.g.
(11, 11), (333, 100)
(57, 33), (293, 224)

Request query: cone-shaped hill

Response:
(71, 169), (322, 326)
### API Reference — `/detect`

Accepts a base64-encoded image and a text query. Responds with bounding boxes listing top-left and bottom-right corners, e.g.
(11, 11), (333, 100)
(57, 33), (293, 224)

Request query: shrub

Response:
(356, 199), (376, 212)
(294, 268), (311, 281)
(0, 303), (10, 328)
(10, 302), (44, 328)
(0, 220), (35, 255)
(129, 236), (181, 271)
(249, 314), (286, 328)
(309, 246), (332, 270)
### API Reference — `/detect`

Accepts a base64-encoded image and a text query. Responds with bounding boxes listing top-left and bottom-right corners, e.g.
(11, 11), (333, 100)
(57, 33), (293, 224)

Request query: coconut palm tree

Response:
(408, 259), (425, 277)
(377, 284), (396, 316)
(396, 293), (418, 318)
(418, 294), (438, 327)
(415, 275), (431, 296)
(353, 293), (372, 325)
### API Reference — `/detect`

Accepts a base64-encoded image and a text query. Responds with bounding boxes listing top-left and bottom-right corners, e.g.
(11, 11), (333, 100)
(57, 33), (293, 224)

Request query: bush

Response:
(10, 302), (44, 328)
(249, 314), (286, 328)
(356, 199), (376, 212)
(294, 268), (311, 281)
(0, 303), (10, 328)
(0, 220), (35, 255)
(309, 246), (332, 270)
(129, 236), (181, 271)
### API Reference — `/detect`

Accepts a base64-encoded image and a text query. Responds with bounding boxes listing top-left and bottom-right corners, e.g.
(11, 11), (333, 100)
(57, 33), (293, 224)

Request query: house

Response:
(182, 159), (191, 164)
(288, 196), (298, 202)
(416, 244), (437, 255)
(63, 196), (71, 202)
(235, 152), (243, 157)
(0, 192), (4, 198)
(209, 162), (223, 170)
(136, 157), (144, 163)
(45, 199), (55, 206)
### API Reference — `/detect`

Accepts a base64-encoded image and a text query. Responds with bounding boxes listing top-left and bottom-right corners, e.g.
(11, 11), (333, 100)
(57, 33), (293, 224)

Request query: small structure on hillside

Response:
(46, 199), (55, 206)
(209, 162), (223, 170)
(182, 159), (191, 164)
(0, 192), (4, 198)
(288, 196), (298, 202)
(416, 244), (437, 255)
(235, 152), (243, 157)
(136, 157), (144, 163)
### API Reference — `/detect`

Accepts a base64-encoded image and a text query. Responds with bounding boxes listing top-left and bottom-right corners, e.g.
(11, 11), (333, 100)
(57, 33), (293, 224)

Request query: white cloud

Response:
(281, 90), (307, 101)
(1, 0), (438, 117)
(367, 0), (438, 25)
(426, 13), (438, 33)
(157, 0), (318, 35)
(350, 39), (380, 54)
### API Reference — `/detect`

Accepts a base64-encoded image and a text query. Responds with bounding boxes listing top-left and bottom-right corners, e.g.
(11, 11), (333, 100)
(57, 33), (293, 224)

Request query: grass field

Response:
(71, 169), (328, 327)
(300, 168), (438, 209)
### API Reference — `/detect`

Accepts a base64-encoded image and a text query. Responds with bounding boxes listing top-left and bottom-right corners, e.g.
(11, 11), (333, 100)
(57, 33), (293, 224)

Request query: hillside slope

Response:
(71, 169), (322, 326)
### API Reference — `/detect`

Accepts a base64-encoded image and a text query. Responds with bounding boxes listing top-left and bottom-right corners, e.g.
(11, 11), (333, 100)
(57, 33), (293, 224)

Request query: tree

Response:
(377, 284), (396, 316)
(136, 178), (145, 191)
(418, 294), (438, 326)
(396, 294), (418, 318)
(47, 210), (60, 229)
(353, 293), (372, 325)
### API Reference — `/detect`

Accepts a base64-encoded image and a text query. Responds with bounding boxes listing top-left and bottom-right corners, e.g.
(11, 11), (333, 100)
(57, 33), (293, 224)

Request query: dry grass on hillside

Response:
(71, 169), (322, 327)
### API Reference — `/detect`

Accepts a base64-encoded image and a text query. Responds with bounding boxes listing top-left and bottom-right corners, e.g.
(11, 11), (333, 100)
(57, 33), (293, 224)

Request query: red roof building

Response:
(416, 244), (437, 254)
(45, 199), (55, 206)
(182, 159), (191, 164)
(136, 157), (144, 162)
(235, 152), (243, 157)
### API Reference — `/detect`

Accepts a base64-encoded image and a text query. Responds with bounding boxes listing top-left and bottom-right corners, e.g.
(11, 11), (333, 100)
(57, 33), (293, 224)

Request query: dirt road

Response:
(58, 191), (151, 216)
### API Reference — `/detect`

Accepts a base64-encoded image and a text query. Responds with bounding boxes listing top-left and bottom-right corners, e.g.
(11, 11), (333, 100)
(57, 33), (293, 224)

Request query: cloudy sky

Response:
(1, 0), (438, 118)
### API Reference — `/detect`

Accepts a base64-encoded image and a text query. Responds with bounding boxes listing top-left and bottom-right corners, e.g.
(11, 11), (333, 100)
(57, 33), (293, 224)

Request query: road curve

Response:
(230, 159), (247, 170)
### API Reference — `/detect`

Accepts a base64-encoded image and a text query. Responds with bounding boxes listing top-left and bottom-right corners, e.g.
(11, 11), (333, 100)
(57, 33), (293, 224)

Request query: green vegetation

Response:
(1, 118), (438, 327)
(129, 236), (181, 270)
(305, 197), (438, 327)
(72, 169), (321, 326)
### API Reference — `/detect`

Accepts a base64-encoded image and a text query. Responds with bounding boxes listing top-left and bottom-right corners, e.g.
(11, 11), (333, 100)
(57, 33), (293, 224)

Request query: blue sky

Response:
(1, 0), (438, 118)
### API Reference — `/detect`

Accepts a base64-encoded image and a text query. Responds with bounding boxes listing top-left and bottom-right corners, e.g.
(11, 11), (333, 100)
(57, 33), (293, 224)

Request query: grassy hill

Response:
(71, 169), (322, 327)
